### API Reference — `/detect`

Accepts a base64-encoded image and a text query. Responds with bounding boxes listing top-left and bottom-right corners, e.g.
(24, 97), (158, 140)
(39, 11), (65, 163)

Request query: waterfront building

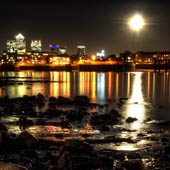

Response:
(135, 51), (170, 64)
(49, 44), (60, 54)
(25, 51), (48, 64)
(31, 40), (42, 52)
(15, 33), (26, 54)
(77, 45), (86, 58)
(6, 40), (16, 53)
(96, 50), (105, 60)
(59, 46), (67, 55)
(47, 53), (70, 65)
(49, 44), (67, 55)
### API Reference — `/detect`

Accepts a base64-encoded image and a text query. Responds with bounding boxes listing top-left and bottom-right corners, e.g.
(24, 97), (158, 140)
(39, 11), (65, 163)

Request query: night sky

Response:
(0, 0), (170, 55)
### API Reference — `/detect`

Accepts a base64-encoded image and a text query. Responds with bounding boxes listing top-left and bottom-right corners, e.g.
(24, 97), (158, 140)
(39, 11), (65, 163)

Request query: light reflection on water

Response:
(1, 71), (170, 119)
(1, 71), (170, 152)
(124, 72), (146, 130)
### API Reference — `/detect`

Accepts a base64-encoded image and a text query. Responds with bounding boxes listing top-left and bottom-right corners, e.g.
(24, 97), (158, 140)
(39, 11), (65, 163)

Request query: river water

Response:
(1, 70), (170, 169)
(0, 70), (170, 119)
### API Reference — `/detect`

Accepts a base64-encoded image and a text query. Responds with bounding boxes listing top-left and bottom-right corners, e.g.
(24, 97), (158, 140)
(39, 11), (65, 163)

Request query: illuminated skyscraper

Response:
(96, 50), (105, 60)
(77, 46), (86, 57)
(6, 40), (16, 53)
(31, 40), (42, 52)
(15, 33), (26, 54)
(49, 44), (60, 53)
(59, 46), (67, 54)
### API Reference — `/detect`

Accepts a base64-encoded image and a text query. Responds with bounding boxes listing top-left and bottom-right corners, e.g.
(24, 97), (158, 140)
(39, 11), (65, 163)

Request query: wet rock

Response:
(19, 157), (34, 170)
(66, 110), (84, 123)
(37, 93), (46, 107)
(0, 123), (9, 144)
(42, 151), (59, 165)
(59, 118), (72, 128)
(0, 163), (28, 170)
(56, 96), (72, 105)
(17, 130), (38, 148)
(72, 155), (94, 170)
(49, 96), (57, 102)
(94, 154), (113, 169)
(127, 152), (141, 159)
(126, 117), (138, 123)
(0, 130), (17, 149)
(44, 108), (64, 118)
(18, 116), (34, 129)
(58, 139), (113, 170)
(119, 97), (128, 104)
(74, 95), (89, 105)
(21, 149), (39, 159)
(2, 154), (20, 163)
(81, 134), (90, 138)
(121, 159), (144, 170)
(98, 124), (110, 131)
(35, 119), (47, 125)
(90, 109), (121, 125)
(60, 139), (94, 155)
(57, 151), (72, 170)
(164, 145), (170, 154)
(88, 103), (98, 108)
(55, 134), (64, 138)
(109, 109), (121, 119)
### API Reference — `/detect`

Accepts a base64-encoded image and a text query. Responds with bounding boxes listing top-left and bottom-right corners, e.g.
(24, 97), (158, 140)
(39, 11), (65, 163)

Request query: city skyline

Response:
(0, 0), (170, 55)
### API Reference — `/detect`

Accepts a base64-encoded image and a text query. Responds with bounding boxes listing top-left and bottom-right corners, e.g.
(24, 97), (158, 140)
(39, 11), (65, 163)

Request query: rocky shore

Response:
(0, 94), (170, 170)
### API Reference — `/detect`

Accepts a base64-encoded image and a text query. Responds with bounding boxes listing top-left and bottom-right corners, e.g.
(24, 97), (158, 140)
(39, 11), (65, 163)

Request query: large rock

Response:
(90, 109), (121, 125)
(36, 93), (46, 107)
(74, 95), (89, 105)
(57, 151), (72, 170)
(56, 96), (72, 105)
(126, 117), (138, 123)
(60, 139), (94, 155)
(0, 163), (28, 170)
(0, 123), (8, 144)
(121, 159), (144, 170)
(58, 139), (113, 170)
(17, 130), (38, 148)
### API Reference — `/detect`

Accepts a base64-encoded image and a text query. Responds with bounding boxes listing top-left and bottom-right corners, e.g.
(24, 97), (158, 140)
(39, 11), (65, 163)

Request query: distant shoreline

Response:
(0, 63), (169, 72)
(0, 63), (133, 72)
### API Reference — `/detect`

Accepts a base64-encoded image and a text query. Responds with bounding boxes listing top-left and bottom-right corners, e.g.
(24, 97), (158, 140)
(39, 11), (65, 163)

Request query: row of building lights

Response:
(5, 33), (170, 66)
(6, 33), (106, 58)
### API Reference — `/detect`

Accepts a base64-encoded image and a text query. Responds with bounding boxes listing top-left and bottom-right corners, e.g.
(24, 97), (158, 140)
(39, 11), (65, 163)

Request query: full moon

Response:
(128, 14), (145, 31)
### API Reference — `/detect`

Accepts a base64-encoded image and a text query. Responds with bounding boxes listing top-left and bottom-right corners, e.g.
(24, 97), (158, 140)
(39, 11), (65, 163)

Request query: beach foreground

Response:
(0, 94), (170, 170)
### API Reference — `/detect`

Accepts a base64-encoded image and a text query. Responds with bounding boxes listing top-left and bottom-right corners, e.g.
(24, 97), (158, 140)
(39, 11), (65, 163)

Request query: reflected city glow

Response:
(91, 72), (96, 99)
(0, 71), (170, 114)
(108, 72), (112, 99)
(97, 73), (106, 101)
(79, 72), (85, 95)
(49, 72), (70, 98)
(115, 73), (119, 98)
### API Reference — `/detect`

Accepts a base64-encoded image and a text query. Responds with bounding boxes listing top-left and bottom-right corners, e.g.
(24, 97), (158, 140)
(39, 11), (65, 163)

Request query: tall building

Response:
(77, 45), (86, 57)
(59, 46), (67, 54)
(96, 50), (105, 60)
(6, 40), (16, 53)
(31, 40), (42, 52)
(15, 33), (26, 54)
(49, 44), (60, 53)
